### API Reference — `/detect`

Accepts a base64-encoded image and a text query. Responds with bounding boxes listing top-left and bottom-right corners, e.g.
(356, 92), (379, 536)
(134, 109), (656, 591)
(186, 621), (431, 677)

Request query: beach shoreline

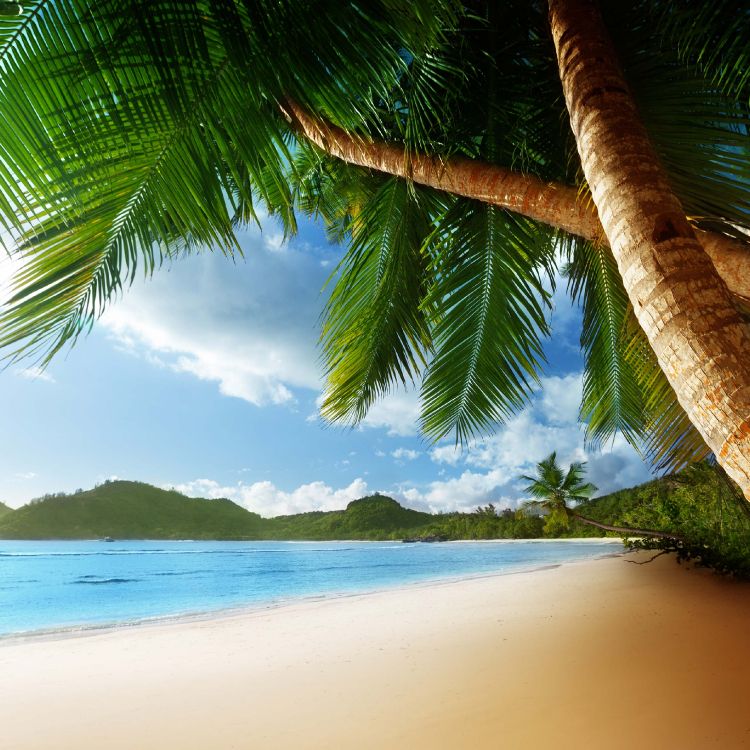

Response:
(1, 550), (748, 749)
(0, 538), (623, 644)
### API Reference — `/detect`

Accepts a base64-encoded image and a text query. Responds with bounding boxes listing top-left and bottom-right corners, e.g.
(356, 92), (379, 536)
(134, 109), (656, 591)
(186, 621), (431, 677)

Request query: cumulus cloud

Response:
(429, 444), (463, 466)
(391, 447), (420, 461)
(172, 477), (370, 517)
(99, 218), (423, 438)
(403, 372), (652, 513)
(101, 221), (334, 407)
(358, 388), (421, 436)
(15, 367), (56, 383)
(537, 372), (583, 425)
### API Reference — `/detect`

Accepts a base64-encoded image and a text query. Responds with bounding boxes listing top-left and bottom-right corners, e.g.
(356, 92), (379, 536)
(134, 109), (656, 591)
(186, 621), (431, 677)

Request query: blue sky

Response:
(0, 214), (653, 513)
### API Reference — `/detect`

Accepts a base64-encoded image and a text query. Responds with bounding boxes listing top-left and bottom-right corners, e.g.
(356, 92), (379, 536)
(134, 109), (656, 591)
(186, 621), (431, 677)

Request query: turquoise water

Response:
(0, 539), (619, 637)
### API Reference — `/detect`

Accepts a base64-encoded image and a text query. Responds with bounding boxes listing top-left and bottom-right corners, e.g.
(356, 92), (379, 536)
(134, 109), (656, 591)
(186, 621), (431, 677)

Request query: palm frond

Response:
(420, 201), (553, 443)
(521, 452), (595, 507)
(606, 1), (750, 235)
(565, 239), (646, 446)
(0, 0), (464, 363)
(566, 236), (710, 472)
(289, 144), (375, 245)
(319, 177), (439, 425)
(621, 314), (712, 473)
(651, 0), (750, 107)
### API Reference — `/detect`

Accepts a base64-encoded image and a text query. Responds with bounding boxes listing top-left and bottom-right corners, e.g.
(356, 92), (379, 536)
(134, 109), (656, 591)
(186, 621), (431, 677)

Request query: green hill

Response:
(0, 501), (12, 519)
(263, 494), (433, 540)
(0, 481), (264, 540)
(0, 482), (434, 541)
(3, 465), (745, 559)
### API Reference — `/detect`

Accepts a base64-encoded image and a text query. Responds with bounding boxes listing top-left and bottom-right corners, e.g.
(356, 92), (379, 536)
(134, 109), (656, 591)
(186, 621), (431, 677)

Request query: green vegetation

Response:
(0, 481), (265, 540)
(521, 452), (681, 541)
(0, 2), (748, 487)
(263, 495), (433, 541)
(586, 464), (750, 578)
(2, 467), (749, 578)
(521, 452), (598, 535)
(0, 501), (12, 519)
(0, 482), (439, 541)
(419, 506), (546, 541)
(0, 480), (551, 541)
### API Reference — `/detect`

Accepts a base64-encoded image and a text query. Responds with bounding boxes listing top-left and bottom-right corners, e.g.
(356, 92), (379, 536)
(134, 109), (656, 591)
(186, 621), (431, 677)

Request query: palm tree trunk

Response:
(282, 99), (601, 241)
(568, 510), (682, 541)
(281, 100), (750, 306)
(548, 0), (750, 500)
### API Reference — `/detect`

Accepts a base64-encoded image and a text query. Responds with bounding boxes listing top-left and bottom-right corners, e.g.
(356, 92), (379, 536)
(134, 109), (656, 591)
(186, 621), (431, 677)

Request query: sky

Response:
(0, 214), (653, 514)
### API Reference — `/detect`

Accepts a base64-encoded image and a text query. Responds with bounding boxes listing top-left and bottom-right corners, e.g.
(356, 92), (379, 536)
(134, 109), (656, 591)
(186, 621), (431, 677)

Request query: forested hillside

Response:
(1, 465), (747, 560)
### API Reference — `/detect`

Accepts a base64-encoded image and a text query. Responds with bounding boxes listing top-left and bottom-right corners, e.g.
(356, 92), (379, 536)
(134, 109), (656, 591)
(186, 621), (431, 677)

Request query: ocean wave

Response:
(71, 577), (140, 585)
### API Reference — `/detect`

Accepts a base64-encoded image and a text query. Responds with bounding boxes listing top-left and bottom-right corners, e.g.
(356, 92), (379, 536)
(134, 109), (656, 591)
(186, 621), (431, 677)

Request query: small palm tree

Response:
(521, 452), (681, 540)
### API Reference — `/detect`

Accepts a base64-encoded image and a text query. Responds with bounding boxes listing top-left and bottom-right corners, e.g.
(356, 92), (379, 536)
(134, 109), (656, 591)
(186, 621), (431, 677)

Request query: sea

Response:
(0, 539), (620, 638)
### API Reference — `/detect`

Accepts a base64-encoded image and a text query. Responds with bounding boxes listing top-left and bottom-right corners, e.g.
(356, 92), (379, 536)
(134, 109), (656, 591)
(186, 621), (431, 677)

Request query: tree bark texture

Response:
(283, 100), (750, 306)
(548, 0), (750, 498)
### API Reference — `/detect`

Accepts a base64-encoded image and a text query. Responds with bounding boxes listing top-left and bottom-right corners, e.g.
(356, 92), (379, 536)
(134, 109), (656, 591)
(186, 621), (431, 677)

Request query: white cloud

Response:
(358, 388), (421, 436)
(402, 370), (652, 513)
(263, 231), (285, 253)
(101, 221), (335, 407)
(429, 444), (463, 466)
(399, 469), (509, 513)
(15, 367), (55, 383)
(14, 471), (36, 480)
(537, 373), (582, 425)
(172, 477), (370, 518)
(391, 447), (420, 461)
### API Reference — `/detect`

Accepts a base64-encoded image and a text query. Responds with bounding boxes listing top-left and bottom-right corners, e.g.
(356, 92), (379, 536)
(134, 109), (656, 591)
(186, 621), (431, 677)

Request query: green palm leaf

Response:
(652, 0), (750, 107)
(565, 239), (646, 446)
(606, 1), (750, 234)
(0, 0), (462, 363)
(290, 145), (371, 245)
(420, 200), (552, 443)
(621, 315), (711, 472)
(520, 452), (597, 508)
(566, 238), (710, 472)
(319, 177), (438, 424)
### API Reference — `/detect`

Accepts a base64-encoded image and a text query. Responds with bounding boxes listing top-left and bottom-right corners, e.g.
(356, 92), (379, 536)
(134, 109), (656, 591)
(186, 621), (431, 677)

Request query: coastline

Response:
(0, 538), (621, 642)
(0, 545), (623, 645)
(2, 551), (748, 749)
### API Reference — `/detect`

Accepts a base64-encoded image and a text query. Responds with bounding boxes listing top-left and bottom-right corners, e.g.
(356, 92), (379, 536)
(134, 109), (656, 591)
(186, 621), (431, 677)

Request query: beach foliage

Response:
(520, 452), (685, 542)
(1, 466), (747, 568)
(616, 464), (750, 578)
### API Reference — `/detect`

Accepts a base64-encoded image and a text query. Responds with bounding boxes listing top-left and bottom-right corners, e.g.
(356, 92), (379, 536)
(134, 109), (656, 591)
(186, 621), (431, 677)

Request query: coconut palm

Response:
(521, 452), (681, 539)
(0, 1), (748, 494)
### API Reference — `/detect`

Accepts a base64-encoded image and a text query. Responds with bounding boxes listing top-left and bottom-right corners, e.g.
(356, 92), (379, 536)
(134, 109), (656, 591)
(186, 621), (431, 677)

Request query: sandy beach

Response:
(1, 551), (749, 750)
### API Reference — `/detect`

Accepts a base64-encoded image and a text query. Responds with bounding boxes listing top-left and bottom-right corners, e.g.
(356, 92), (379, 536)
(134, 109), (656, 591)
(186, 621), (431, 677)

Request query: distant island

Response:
(0, 471), (717, 542)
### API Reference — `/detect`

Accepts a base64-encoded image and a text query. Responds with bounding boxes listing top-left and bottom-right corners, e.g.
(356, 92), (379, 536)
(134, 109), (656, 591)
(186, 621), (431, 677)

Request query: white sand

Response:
(1, 551), (749, 749)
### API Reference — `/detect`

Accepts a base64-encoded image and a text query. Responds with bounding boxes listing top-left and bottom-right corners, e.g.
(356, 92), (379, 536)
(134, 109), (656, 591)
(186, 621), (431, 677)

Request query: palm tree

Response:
(521, 452), (681, 540)
(0, 2), (748, 495)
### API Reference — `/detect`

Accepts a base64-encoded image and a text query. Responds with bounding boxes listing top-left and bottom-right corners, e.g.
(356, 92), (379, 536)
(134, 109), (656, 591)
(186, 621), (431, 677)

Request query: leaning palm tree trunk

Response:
(565, 509), (682, 541)
(282, 101), (750, 306)
(548, 0), (750, 500)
